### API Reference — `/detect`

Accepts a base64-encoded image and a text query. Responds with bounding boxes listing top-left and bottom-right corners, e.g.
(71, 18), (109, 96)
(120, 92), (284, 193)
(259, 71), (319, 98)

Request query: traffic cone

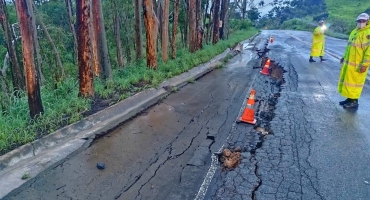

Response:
(247, 89), (256, 105)
(270, 36), (274, 43)
(239, 90), (257, 124)
(260, 58), (270, 75)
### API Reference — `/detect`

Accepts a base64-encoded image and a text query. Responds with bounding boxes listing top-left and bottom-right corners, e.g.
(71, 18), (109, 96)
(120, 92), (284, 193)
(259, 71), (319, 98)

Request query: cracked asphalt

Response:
(4, 30), (370, 200)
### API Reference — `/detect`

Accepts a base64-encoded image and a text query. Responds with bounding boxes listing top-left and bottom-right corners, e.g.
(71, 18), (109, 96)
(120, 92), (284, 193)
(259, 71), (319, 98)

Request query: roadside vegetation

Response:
(0, 20), (257, 155)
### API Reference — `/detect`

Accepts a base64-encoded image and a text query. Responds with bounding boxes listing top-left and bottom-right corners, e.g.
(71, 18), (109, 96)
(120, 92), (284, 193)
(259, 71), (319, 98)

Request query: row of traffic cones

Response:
(239, 89), (257, 124)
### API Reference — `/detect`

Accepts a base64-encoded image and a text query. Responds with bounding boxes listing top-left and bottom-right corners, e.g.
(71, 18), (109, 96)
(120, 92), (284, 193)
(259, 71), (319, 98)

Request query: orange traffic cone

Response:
(239, 90), (257, 124)
(260, 58), (270, 75)
(247, 89), (256, 105)
(270, 36), (274, 43)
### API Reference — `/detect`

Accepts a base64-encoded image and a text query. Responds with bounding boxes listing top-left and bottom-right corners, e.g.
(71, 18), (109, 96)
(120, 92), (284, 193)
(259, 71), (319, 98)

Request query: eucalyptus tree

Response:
(143, 0), (159, 68)
(0, 0), (24, 92)
(212, 0), (220, 44)
(220, 0), (229, 39)
(15, 0), (44, 118)
(111, 0), (124, 68)
(189, 0), (196, 52)
(134, 0), (143, 60)
(171, 0), (180, 59)
(91, 0), (112, 79)
(161, 0), (169, 62)
(76, 0), (94, 97)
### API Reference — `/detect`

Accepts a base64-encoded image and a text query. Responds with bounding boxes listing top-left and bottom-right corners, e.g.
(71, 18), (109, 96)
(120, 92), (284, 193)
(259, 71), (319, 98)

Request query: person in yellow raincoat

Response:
(309, 20), (327, 62)
(338, 13), (370, 108)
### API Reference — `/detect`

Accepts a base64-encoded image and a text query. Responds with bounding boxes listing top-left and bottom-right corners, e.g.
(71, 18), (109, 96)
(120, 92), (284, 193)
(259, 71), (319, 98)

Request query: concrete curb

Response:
(0, 43), (244, 198)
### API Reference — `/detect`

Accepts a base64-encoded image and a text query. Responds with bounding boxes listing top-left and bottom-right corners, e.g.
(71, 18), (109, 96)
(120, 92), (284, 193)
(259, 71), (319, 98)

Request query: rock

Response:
(97, 163), (105, 170)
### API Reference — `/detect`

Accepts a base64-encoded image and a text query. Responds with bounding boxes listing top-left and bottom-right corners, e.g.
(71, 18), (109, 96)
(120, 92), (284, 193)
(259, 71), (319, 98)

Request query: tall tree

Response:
(171, 0), (180, 59)
(143, 0), (159, 68)
(15, 0), (44, 118)
(32, 2), (65, 79)
(112, 0), (124, 68)
(134, 0), (143, 60)
(0, 0), (25, 92)
(219, 0), (229, 39)
(27, 0), (44, 85)
(195, 0), (203, 50)
(188, 0), (196, 52)
(91, 0), (112, 79)
(76, 0), (94, 97)
(65, 0), (78, 63)
(212, 0), (220, 44)
(161, 0), (169, 62)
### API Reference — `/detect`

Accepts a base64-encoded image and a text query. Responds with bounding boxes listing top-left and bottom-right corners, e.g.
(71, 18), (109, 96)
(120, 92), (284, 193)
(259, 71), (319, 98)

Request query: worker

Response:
(309, 20), (327, 62)
(338, 13), (370, 108)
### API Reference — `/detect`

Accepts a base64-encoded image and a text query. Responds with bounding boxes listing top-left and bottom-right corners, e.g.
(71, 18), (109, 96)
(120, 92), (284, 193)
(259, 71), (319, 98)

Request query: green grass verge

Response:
(0, 28), (258, 156)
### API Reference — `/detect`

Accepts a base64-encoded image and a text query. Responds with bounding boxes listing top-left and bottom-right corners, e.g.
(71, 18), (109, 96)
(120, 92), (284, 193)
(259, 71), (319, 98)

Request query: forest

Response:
(0, 0), (261, 155)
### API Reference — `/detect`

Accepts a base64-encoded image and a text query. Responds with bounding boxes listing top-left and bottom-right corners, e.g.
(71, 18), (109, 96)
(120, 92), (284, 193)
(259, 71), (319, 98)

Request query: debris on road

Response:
(96, 163), (105, 170)
(219, 148), (242, 170)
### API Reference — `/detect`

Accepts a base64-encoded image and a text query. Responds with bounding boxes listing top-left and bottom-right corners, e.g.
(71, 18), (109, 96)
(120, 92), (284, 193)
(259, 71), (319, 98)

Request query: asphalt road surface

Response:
(4, 30), (370, 200)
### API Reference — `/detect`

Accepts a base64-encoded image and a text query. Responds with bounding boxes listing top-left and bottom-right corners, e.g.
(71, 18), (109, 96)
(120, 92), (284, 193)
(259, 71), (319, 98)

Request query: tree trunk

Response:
(113, 0), (124, 68)
(65, 0), (78, 63)
(32, 2), (65, 78)
(91, 0), (112, 79)
(1, 53), (10, 94)
(161, 0), (169, 62)
(134, 0), (143, 60)
(196, 0), (203, 50)
(15, 0), (44, 119)
(143, 0), (158, 69)
(76, 0), (94, 98)
(188, 0), (196, 52)
(0, 0), (24, 92)
(212, 0), (220, 44)
(181, 0), (188, 48)
(242, 0), (246, 19)
(27, 0), (44, 85)
(171, 0), (179, 59)
(219, 0), (229, 39)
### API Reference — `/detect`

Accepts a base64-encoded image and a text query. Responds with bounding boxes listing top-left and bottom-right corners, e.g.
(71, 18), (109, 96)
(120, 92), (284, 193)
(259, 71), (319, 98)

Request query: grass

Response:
(324, 0), (370, 35)
(325, 0), (370, 23)
(0, 28), (258, 156)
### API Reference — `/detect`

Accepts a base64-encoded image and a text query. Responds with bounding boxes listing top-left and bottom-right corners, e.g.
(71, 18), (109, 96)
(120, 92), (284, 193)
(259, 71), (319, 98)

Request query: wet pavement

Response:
(4, 30), (370, 200)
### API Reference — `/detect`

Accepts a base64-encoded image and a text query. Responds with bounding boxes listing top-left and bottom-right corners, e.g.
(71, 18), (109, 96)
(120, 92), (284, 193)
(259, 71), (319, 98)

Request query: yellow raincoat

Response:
(310, 26), (325, 57)
(338, 24), (370, 99)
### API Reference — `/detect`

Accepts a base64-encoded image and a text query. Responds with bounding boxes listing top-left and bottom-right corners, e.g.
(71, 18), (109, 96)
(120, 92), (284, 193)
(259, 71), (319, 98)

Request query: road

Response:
(4, 30), (370, 200)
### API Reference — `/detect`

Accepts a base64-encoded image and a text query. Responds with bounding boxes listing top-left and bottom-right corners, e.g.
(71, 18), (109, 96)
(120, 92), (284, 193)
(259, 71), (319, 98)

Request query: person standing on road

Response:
(309, 20), (327, 62)
(338, 13), (370, 108)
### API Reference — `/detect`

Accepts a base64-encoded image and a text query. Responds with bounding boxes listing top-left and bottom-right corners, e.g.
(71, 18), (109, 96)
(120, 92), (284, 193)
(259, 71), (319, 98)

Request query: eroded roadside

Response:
(3, 36), (262, 200)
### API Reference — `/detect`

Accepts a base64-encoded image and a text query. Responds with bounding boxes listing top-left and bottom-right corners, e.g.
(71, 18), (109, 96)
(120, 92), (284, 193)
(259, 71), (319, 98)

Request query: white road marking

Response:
(195, 49), (256, 200)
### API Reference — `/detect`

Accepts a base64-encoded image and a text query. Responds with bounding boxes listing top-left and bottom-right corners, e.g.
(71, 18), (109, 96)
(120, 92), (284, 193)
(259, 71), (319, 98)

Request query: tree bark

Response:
(196, 0), (203, 50)
(171, 0), (179, 59)
(143, 0), (158, 69)
(32, 2), (65, 78)
(161, 0), (169, 62)
(188, 0), (196, 52)
(76, 0), (94, 97)
(212, 0), (220, 44)
(0, 0), (25, 92)
(91, 0), (112, 79)
(113, 0), (124, 68)
(219, 0), (229, 39)
(134, 0), (143, 60)
(27, 0), (44, 85)
(65, 0), (78, 63)
(15, 0), (44, 118)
